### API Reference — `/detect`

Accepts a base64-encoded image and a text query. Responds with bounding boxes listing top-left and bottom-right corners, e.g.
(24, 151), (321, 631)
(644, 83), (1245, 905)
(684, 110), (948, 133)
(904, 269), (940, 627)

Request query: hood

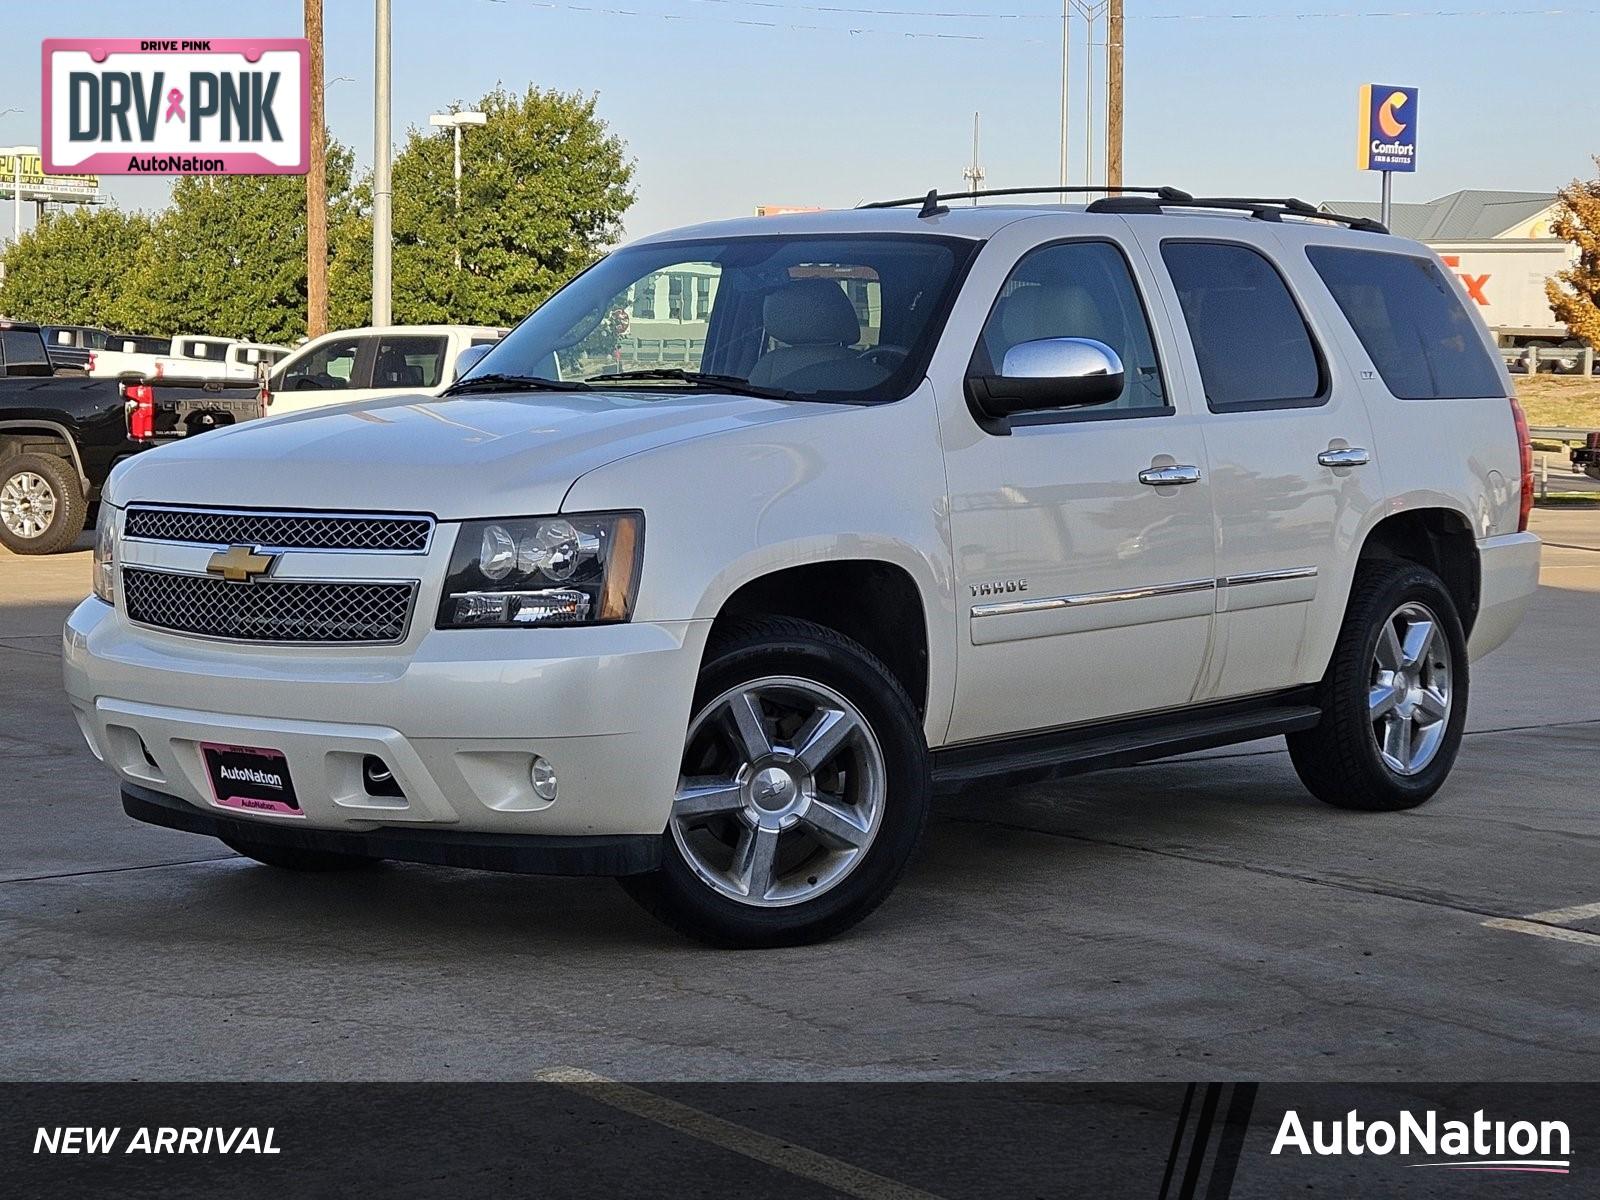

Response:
(108, 389), (833, 518)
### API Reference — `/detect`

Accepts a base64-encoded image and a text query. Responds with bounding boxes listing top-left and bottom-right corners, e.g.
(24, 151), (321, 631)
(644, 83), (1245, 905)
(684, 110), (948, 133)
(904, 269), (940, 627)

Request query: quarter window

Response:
(974, 240), (1168, 420)
(1161, 241), (1323, 411)
(1306, 246), (1504, 400)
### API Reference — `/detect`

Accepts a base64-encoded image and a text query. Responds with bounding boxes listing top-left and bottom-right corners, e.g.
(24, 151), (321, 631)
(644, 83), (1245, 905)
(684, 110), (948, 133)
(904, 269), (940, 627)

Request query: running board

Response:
(931, 691), (1322, 795)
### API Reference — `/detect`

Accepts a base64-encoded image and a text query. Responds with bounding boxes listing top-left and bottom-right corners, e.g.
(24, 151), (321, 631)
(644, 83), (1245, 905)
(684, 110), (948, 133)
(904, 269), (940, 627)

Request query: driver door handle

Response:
(1317, 447), (1371, 468)
(1138, 464), (1202, 486)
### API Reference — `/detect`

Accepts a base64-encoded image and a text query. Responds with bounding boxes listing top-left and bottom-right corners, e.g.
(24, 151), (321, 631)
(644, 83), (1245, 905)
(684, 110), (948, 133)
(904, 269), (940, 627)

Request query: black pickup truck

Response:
(1, 321), (256, 554)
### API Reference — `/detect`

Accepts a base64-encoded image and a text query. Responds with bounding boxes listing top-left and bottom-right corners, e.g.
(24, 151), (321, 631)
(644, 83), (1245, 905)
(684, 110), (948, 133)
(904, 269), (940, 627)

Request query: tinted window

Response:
(1307, 246), (1504, 400)
(1162, 241), (1323, 410)
(280, 338), (362, 392)
(373, 336), (447, 388)
(975, 240), (1167, 420)
(1, 329), (50, 373)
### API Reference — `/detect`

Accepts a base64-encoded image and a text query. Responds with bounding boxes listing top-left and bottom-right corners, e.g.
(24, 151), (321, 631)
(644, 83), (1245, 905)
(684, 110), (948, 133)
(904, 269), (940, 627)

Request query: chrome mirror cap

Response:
(999, 337), (1124, 381)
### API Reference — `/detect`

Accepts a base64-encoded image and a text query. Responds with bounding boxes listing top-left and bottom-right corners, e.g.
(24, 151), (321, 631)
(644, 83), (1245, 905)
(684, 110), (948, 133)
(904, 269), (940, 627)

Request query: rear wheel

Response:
(1288, 560), (1468, 811)
(621, 617), (930, 948)
(221, 837), (381, 872)
(0, 452), (85, 555)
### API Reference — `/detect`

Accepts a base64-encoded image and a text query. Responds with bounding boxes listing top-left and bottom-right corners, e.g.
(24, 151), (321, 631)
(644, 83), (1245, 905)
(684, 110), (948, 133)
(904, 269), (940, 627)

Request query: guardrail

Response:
(1502, 344), (1597, 375)
(1529, 426), (1594, 442)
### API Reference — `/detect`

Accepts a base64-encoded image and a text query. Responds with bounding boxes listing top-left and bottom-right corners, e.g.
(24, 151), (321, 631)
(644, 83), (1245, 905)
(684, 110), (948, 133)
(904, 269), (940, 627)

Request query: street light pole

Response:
(372, 0), (392, 326)
(428, 111), (486, 273)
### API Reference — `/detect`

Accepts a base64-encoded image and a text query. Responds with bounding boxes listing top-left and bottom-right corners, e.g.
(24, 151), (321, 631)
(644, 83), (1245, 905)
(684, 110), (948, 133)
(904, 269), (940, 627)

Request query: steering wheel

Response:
(855, 344), (910, 369)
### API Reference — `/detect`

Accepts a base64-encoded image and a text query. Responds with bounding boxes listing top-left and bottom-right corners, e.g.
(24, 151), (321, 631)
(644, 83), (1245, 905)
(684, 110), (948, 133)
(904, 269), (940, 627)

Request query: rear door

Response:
(934, 215), (1219, 743)
(1131, 225), (1383, 700)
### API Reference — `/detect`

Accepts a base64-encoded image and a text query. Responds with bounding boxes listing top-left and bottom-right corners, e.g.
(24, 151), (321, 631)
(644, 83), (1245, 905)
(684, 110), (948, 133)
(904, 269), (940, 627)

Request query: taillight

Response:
(1510, 393), (1533, 533)
(86, 351), (96, 372)
(124, 383), (155, 440)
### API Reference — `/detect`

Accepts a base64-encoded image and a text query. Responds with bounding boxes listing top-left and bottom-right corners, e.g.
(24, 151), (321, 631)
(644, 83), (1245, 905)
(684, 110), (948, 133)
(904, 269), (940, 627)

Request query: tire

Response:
(220, 837), (381, 872)
(620, 616), (931, 948)
(0, 452), (85, 555)
(1288, 560), (1469, 811)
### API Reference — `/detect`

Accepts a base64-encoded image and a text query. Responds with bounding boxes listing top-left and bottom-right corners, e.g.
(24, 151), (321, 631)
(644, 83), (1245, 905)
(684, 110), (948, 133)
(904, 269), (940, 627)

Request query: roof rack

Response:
(858, 185), (1193, 219)
(1085, 193), (1388, 233)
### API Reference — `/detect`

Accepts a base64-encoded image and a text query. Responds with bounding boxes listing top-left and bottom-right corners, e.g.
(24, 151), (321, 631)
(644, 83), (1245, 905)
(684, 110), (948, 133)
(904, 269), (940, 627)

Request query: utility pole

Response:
(1107, 0), (1123, 191)
(372, 0), (392, 326)
(305, 0), (327, 337)
(961, 112), (985, 203)
(1059, 0), (1069, 197)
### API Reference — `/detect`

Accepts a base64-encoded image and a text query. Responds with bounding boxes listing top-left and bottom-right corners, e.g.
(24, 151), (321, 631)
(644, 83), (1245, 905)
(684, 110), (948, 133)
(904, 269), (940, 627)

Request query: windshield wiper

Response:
(584, 368), (806, 402)
(443, 372), (594, 396)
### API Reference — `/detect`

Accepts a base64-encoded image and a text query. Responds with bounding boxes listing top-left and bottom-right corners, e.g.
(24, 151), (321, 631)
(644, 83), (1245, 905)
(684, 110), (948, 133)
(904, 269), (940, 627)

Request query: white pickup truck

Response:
(88, 335), (288, 383)
(263, 325), (506, 416)
(65, 189), (1540, 947)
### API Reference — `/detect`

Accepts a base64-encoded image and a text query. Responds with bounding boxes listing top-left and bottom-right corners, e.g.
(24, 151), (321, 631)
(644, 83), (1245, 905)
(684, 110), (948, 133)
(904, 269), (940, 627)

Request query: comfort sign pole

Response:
(1356, 82), (1418, 229)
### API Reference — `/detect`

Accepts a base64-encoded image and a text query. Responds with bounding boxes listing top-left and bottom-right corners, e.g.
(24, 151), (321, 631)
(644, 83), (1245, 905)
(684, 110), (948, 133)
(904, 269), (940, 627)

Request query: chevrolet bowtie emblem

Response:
(206, 544), (277, 583)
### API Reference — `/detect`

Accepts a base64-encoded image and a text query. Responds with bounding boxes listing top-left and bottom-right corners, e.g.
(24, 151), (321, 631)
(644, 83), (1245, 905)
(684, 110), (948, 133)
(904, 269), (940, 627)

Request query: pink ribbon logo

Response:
(164, 88), (185, 123)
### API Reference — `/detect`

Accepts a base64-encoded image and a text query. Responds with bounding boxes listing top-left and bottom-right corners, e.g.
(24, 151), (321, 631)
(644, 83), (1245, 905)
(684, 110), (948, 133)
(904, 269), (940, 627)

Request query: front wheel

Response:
(620, 617), (930, 948)
(0, 452), (85, 555)
(1288, 560), (1469, 811)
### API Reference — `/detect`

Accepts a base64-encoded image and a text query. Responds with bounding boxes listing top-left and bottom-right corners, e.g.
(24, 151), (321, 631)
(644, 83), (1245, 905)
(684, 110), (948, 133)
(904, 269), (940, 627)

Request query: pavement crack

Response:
(1, 855), (239, 885)
(944, 814), (1545, 927)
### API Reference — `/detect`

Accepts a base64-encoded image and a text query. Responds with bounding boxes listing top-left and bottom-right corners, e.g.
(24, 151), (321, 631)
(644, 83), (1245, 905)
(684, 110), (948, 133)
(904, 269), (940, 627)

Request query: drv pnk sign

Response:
(1356, 83), (1418, 173)
(42, 39), (309, 175)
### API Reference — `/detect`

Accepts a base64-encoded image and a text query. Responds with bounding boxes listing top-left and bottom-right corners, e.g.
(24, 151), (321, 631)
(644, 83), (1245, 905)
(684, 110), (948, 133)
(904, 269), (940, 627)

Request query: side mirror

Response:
(966, 337), (1125, 427)
(453, 343), (494, 380)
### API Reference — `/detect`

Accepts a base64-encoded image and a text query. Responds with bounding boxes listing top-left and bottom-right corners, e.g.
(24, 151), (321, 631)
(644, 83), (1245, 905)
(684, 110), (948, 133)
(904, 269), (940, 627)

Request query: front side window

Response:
(1161, 241), (1323, 411)
(1307, 246), (1504, 400)
(973, 240), (1168, 421)
(466, 233), (978, 403)
(280, 338), (362, 392)
(373, 336), (448, 388)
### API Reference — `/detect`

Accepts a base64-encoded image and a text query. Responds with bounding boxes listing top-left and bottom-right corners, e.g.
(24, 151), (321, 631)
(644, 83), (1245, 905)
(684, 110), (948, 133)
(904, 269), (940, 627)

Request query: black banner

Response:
(1, 1082), (1590, 1198)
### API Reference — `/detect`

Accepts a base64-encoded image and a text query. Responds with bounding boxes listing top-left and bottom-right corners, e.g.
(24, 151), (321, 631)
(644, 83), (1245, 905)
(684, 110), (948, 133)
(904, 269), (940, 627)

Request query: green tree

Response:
(0, 207), (157, 329)
(391, 85), (634, 326)
(1547, 156), (1600, 349)
(119, 142), (365, 344)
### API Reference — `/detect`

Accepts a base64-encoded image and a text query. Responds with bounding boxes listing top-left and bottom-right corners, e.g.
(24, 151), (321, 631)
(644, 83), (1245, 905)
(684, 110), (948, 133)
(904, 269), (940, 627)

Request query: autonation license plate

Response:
(200, 743), (302, 817)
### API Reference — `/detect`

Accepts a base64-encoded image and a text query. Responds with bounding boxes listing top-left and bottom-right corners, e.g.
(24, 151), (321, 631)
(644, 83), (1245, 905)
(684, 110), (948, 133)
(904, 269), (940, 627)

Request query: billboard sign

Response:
(0, 148), (101, 203)
(1356, 84), (1418, 173)
(42, 38), (309, 175)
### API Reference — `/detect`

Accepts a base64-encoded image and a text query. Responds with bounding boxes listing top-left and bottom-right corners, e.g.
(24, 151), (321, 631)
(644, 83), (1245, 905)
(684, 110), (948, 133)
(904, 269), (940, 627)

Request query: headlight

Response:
(92, 504), (117, 604)
(437, 512), (643, 628)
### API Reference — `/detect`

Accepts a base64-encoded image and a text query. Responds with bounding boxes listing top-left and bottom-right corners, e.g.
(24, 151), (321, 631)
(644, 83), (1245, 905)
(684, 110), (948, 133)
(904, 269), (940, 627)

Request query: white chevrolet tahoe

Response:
(63, 189), (1542, 947)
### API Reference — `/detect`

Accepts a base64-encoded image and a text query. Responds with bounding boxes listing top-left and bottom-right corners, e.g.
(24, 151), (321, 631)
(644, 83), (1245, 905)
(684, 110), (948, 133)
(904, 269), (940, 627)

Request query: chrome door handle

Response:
(1138, 464), (1202, 486)
(1317, 447), (1371, 468)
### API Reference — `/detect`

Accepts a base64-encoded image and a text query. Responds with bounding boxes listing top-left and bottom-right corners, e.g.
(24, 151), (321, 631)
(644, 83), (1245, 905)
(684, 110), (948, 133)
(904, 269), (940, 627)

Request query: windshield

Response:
(462, 233), (979, 403)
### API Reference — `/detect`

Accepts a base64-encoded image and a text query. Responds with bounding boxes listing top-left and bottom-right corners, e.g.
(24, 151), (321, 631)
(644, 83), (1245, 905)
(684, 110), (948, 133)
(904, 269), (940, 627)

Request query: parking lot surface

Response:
(2, 510), (1597, 1082)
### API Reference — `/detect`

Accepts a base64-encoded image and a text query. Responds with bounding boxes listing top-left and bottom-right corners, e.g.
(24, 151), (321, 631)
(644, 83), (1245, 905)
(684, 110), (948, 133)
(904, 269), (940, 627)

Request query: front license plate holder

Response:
(200, 742), (303, 817)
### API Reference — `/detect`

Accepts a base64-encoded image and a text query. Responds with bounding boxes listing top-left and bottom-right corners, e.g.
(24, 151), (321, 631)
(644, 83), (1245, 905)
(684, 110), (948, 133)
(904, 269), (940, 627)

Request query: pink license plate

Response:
(200, 742), (302, 817)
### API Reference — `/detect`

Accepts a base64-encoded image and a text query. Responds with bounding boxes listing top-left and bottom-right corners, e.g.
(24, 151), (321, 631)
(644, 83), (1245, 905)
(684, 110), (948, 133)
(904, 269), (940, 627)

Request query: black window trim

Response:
(1301, 241), (1507, 402)
(966, 235), (1176, 431)
(1158, 236), (1333, 415)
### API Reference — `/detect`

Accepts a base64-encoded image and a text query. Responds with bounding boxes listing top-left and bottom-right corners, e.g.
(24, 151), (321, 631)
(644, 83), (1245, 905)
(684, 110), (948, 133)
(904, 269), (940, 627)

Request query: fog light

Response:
(530, 756), (558, 801)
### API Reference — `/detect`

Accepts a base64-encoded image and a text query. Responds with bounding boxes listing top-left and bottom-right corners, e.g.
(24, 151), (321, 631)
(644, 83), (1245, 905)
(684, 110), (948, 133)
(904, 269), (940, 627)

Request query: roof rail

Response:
(858, 185), (1194, 219)
(1085, 193), (1388, 234)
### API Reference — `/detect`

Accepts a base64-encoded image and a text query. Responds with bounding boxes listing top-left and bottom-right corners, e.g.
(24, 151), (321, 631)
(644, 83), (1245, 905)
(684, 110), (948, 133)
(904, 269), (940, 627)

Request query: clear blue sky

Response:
(5, 1), (1597, 239)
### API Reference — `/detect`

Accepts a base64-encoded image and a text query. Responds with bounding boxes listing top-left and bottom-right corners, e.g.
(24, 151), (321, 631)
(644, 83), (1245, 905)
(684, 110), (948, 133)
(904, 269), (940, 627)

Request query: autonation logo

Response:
(1273, 1108), (1571, 1175)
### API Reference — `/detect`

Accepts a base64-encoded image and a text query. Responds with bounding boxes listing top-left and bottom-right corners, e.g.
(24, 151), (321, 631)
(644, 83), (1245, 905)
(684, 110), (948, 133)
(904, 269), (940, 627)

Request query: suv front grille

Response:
(124, 507), (433, 552)
(123, 569), (416, 644)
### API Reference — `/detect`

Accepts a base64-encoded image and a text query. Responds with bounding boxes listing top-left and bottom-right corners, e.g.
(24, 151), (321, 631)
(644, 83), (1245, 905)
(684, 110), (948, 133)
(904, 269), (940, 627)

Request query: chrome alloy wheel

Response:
(0, 471), (58, 540)
(1369, 601), (1453, 776)
(671, 676), (887, 908)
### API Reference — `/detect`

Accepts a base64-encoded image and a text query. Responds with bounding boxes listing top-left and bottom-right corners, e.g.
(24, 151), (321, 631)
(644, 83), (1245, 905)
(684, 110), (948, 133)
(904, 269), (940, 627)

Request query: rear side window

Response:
(374, 336), (448, 388)
(1161, 241), (1323, 411)
(1306, 246), (1503, 400)
(1, 329), (50, 373)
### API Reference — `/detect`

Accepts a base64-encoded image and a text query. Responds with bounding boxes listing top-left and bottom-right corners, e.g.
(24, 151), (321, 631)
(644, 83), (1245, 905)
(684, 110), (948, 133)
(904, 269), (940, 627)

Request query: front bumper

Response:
(122, 783), (660, 875)
(65, 597), (710, 842)
(1467, 530), (1541, 662)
